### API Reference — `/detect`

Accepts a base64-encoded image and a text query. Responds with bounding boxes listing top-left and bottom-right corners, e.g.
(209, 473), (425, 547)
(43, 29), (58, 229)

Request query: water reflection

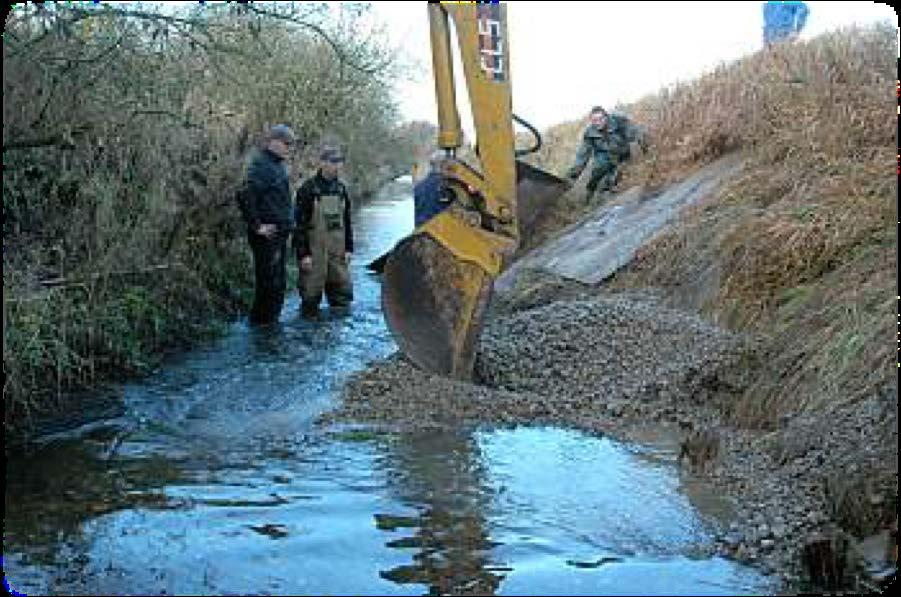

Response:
(375, 431), (506, 595)
(4, 438), (186, 574)
(373, 426), (775, 597)
(247, 322), (288, 355)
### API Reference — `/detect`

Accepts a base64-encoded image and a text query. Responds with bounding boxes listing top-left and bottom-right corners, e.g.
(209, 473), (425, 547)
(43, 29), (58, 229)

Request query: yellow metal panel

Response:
(418, 211), (509, 277)
(444, 3), (517, 229)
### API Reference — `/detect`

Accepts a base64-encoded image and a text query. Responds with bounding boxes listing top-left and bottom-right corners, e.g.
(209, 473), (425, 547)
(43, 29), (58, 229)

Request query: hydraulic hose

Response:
(513, 113), (542, 157)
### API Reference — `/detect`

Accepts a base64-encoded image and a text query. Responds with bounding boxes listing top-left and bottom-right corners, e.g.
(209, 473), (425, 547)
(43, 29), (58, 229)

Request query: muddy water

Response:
(4, 179), (775, 596)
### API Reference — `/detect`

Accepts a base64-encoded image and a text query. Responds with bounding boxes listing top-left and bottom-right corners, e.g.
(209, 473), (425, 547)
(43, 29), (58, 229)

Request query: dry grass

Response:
(533, 23), (896, 428)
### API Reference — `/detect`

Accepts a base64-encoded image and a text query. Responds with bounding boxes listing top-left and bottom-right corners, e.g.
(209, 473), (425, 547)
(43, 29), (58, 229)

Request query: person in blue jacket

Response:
(763, 1), (809, 47)
(366, 152), (453, 274)
(413, 151), (454, 228)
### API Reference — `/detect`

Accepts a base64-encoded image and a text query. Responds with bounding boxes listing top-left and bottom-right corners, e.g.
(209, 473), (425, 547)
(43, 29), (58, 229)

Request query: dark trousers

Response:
(587, 161), (618, 195)
(248, 231), (288, 325)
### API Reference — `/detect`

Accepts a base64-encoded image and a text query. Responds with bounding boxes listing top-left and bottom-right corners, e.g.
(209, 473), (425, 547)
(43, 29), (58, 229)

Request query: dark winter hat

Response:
(319, 146), (345, 163)
(268, 124), (296, 144)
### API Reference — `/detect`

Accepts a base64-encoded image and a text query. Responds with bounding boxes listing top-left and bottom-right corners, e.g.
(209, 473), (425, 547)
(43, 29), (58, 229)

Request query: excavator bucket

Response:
(382, 230), (493, 380)
(381, 161), (569, 379)
(380, 3), (575, 378)
(366, 251), (389, 274)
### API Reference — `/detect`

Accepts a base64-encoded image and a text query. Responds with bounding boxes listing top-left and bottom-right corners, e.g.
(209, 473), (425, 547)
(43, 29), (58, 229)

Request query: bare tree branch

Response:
(5, 105), (206, 153)
(40, 33), (126, 65)
(130, 109), (204, 129)
(2, 124), (93, 151)
(26, 34), (127, 130)
(37, 263), (181, 289)
(241, 4), (390, 75)
(2, 134), (72, 151)
(68, 5), (225, 31)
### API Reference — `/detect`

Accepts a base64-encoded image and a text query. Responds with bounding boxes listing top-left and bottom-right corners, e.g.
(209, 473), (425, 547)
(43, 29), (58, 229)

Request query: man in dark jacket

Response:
(237, 124), (297, 325)
(293, 146), (354, 318)
(365, 152), (456, 275)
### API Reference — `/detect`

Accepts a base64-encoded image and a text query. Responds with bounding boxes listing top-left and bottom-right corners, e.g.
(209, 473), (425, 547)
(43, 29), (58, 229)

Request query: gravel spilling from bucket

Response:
(326, 293), (748, 434)
(477, 296), (743, 411)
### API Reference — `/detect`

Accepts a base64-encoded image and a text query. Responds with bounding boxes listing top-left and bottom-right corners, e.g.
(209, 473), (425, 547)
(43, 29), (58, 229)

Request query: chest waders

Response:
(299, 191), (353, 314)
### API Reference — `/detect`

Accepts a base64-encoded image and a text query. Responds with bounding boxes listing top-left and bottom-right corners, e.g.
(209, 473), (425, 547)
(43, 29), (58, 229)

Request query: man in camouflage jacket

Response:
(566, 106), (634, 203)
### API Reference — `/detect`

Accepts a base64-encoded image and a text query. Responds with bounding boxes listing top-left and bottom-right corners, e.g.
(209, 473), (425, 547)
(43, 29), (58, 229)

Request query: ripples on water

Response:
(4, 181), (774, 596)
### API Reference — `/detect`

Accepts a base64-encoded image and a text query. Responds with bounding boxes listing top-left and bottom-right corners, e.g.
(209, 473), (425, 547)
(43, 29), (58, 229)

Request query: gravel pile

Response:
(321, 353), (548, 430)
(326, 293), (750, 435)
(477, 296), (746, 418)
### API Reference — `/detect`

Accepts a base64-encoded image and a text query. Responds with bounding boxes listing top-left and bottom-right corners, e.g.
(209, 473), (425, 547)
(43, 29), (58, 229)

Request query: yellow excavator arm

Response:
(429, 2), (519, 244)
(381, 3), (569, 380)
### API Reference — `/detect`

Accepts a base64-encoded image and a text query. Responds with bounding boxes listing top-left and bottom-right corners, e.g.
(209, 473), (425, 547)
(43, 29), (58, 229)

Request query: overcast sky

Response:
(371, 1), (897, 134)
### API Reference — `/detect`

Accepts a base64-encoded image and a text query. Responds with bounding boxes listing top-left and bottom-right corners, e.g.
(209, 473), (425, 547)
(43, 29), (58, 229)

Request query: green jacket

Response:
(566, 122), (630, 179)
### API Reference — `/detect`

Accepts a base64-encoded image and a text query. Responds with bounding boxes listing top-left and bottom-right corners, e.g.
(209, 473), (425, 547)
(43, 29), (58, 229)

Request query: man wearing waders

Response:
(293, 146), (354, 319)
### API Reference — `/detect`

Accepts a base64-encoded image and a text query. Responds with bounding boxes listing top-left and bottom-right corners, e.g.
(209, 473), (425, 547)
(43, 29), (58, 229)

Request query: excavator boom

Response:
(381, 3), (569, 379)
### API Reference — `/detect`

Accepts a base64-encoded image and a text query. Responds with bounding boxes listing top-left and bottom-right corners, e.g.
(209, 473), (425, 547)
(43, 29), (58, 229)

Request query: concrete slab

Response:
(496, 153), (746, 292)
